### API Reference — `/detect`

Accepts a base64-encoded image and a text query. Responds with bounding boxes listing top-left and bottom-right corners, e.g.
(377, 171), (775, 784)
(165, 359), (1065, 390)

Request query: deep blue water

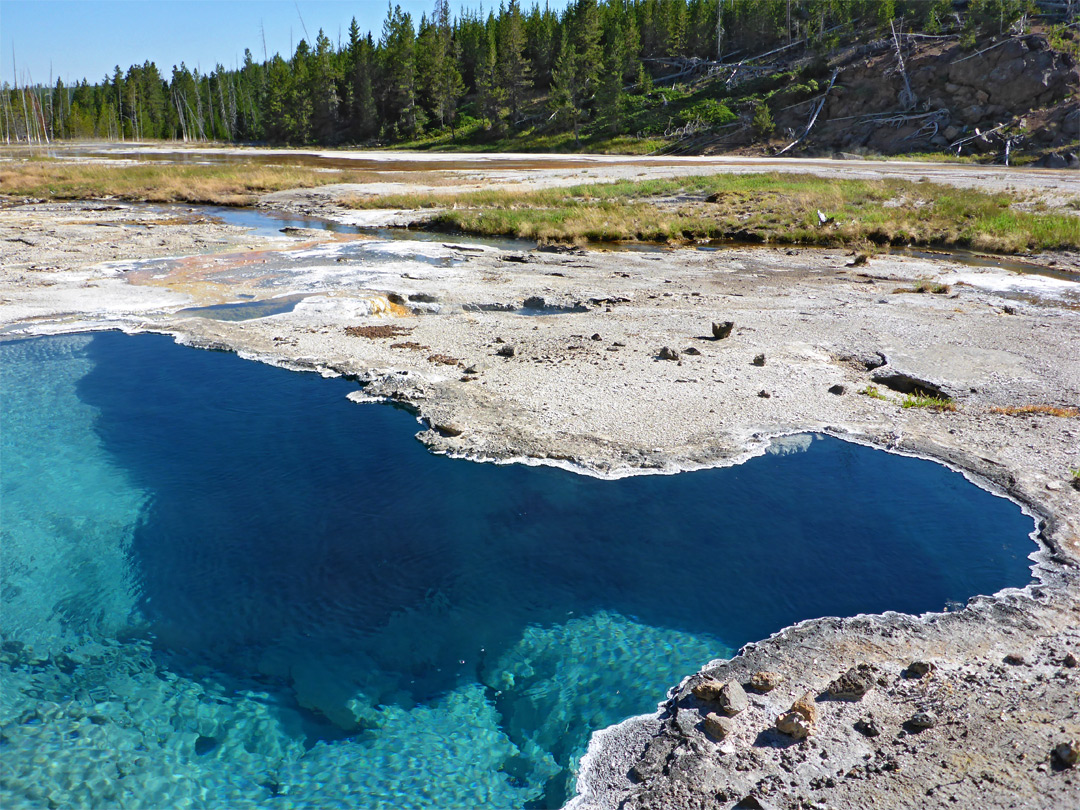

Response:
(0, 332), (1035, 809)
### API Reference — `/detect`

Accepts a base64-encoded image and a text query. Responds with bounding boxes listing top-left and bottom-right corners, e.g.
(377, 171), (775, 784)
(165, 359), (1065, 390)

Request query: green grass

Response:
(345, 173), (1080, 252)
(901, 393), (957, 412)
(860, 384), (887, 400)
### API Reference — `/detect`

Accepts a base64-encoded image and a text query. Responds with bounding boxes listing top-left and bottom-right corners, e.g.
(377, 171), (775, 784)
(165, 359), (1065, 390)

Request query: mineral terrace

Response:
(1, 157), (1078, 810)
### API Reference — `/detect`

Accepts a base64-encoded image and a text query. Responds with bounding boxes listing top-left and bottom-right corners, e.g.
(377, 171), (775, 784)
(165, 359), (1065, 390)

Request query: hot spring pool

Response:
(0, 332), (1036, 809)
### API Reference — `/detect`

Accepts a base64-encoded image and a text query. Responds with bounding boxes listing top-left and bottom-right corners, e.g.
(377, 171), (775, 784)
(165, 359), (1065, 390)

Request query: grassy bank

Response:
(0, 159), (376, 205)
(346, 173), (1080, 253)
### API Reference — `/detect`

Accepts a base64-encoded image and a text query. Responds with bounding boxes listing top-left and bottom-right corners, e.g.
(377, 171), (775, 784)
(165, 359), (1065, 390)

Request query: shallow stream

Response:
(0, 331), (1037, 809)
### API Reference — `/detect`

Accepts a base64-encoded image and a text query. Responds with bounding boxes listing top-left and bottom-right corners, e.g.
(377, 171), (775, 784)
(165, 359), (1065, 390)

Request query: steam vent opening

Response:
(1, 332), (1036, 810)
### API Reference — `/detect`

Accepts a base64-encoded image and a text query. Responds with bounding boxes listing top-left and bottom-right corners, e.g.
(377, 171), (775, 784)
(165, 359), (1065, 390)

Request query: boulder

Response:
(691, 676), (726, 702)
(776, 711), (812, 740)
(712, 321), (734, 340)
(791, 692), (818, 725)
(703, 712), (735, 741)
(748, 671), (784, 692)
(692, 678), (748, 716)
(827, 664), (876, 700)
(906, 660), (935, 679)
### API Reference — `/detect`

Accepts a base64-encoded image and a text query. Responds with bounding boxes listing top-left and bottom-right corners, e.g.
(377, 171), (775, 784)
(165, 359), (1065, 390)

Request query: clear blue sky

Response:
(1, 0), (518, 87)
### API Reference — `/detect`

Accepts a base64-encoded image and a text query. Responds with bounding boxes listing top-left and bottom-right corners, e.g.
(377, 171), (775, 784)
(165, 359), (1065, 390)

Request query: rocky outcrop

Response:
(782, 30), (1079, 159)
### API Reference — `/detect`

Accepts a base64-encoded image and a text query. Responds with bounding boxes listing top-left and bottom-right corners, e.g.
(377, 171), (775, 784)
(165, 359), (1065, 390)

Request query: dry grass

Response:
(345, 173), (1080, 253)
(344, 325), (413, 339)
(990, 405), (1080, 418)
(0, 159), (414, 205)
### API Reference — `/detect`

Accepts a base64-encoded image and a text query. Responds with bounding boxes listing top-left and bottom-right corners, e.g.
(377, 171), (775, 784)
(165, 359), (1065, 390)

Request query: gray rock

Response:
(752, 353), (766, 366)
(523, 296), (546, 309)
(716, 681), (749, 716)
(659, 347), (680, 361)
(464, 362), (486, 375)
(496, 345), (516, 358)
(712, 321), (734, 340)
(828, 384), (845, 395)
(1063, 652), (1077, 668)
(684, 346), (701, 356)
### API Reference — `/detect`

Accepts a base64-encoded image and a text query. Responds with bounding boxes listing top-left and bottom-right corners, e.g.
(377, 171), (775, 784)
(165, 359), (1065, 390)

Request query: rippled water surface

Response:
(0, 332), (1036, 809)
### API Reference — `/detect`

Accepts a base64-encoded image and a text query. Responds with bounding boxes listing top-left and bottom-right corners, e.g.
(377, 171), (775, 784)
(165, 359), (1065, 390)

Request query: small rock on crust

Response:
(854, 716), (881, 737)
(757, 390), (771, 399)
(691, 676), (725, 702)
(684, 346), (702, 356)
(496, 345), (516, 358)
(1051, 740), (1078, 768)
(1064, 652), (1078, 668)
(791, 692), (818, 724)
(692, 678), (748, 716)
(748, 671), (784, 692)
(1003, 653), (1026, 665)
(906, 660), (935, 678)
(712, 321), (734, 339)
(828, 384), (845, 395)
(659, 346), (680, 361)
(776, 711), (812, 740)
(752, 353), (766, 366)
(827, 663), (876, 700)
(909, 711), (937, 730)
(716, 680), (749, 716)
(703, 712), (735, 741)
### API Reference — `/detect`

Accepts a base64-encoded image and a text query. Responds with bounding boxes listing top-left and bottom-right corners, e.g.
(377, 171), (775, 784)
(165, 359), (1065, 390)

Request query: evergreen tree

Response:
(349, 34), (379, 140)
(379, 4), (421, 139)
(309, 29), (341, 142)
(549, 29), (579, 141)
(431, 0), (464, 135)
(497, 0), (531, 125)
(476, 17), (506, 134)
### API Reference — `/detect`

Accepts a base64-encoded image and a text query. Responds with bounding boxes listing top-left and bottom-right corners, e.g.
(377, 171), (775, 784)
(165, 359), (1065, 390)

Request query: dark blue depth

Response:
(59, 330), (1034, 802)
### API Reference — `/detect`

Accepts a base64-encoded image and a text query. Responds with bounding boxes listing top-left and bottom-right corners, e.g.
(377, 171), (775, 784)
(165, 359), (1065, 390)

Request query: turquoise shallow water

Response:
(0, 332), (1036, 809)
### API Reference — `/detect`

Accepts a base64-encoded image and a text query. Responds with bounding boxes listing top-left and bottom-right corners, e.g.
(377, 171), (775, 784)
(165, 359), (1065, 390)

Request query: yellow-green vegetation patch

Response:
(990, 405), (1079, 418)
(0, 159), (383, 205)
(893, 280), (951, 295)
(901, 393), (958, 412)
(346, 173), (1080, 253)
(860, 384), (888, 400)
